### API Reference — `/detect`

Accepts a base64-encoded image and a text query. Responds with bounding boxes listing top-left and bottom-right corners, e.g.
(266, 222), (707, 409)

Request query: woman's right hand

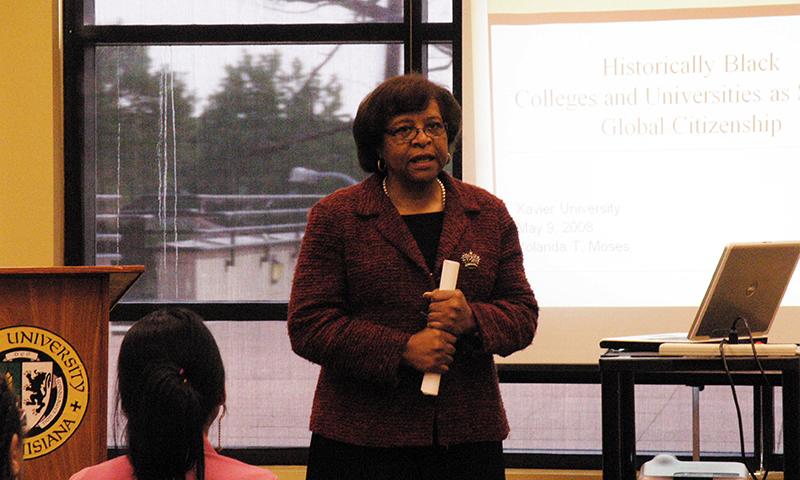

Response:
(402, 328), (457, 373)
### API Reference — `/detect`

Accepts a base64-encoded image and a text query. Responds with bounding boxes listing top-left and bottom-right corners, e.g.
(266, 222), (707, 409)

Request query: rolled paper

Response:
(421, 259), (460, 396)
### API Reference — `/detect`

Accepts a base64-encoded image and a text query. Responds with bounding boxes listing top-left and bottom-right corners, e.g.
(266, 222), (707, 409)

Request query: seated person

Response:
(0, 374), (23, 480)
(70, 308), (276, 480)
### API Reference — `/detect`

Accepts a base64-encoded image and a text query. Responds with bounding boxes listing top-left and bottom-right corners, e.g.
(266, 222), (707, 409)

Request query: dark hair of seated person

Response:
(0, 374), (22, 480)
(116, 308), (225, 480)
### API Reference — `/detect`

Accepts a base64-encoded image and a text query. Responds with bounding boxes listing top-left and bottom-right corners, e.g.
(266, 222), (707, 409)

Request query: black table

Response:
(599, 351), (800, 480)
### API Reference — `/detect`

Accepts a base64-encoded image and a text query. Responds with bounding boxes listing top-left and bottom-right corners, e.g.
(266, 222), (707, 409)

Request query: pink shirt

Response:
(69, 437), (277, 480)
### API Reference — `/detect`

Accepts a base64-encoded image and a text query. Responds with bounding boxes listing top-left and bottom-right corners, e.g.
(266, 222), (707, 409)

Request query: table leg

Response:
(620, 372), (636, 480)
(763, 386), (774, 472)
(602, 370), (623, 480)
(753, 386), (764, 472)
(782, 369), (800, 480)
(753, 385), (775, 473)
(602, 370), (636, 480)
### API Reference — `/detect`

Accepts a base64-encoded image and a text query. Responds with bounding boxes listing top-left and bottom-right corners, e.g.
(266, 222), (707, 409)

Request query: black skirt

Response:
(305, 433), (505, 480)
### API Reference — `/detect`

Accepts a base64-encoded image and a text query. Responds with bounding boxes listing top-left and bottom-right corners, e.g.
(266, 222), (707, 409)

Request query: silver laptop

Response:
(600, 241), (800, 350)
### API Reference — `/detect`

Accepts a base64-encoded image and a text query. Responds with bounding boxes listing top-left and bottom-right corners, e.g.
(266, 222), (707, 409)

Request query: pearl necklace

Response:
(382, 177), (446, 209)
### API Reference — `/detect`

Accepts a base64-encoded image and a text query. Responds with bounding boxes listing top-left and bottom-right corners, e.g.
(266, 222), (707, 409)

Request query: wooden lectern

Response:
(0, 266), (143, 480)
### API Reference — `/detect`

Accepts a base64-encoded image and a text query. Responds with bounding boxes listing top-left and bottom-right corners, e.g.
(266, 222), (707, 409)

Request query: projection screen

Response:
(462, 0), (800, 363)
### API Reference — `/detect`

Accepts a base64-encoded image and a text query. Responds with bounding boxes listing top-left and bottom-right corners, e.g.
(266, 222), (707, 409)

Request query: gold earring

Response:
(216, 404), (227, 451)
(216, 415), (222, 451)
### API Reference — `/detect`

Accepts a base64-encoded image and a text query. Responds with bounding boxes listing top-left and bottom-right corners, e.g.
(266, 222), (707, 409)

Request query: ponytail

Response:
(125, 364), (206, 480)
(117, 308), (225, 480)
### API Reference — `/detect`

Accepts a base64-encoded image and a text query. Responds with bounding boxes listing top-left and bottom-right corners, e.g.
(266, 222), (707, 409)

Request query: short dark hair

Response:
(117, 308), (225, 480)
(352, 73), (462, 173)
(0, 375), (21, 480)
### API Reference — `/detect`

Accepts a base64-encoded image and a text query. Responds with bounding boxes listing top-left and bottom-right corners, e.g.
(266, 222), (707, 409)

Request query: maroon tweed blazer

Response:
(288, 172), (538, 447)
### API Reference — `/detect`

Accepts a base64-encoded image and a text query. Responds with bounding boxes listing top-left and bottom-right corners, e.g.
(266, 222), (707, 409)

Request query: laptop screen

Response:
(688, 242), (800, 341)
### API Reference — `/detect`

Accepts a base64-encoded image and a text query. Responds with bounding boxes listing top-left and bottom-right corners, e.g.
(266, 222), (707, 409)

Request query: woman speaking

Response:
(288, 74), (538, 480)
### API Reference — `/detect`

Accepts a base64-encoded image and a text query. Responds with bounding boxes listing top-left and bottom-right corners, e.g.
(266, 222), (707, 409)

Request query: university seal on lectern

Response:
(0, 325), (89, 459)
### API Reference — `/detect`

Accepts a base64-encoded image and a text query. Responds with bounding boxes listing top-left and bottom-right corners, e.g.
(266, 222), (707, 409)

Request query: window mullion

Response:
(63, 0), (88, 266)
(451, 0), (462, 178)
(80, 23), (407, 44)
(407, 0), (423, 73)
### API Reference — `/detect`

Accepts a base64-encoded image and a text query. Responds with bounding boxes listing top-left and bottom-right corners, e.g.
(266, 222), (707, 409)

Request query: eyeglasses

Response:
(384, 121), (447, 144)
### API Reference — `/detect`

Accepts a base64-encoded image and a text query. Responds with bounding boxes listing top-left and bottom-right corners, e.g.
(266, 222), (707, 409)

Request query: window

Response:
(91, 43), (391, 301)
(65, 0), (458, 302)
(64, 0), (459, 457)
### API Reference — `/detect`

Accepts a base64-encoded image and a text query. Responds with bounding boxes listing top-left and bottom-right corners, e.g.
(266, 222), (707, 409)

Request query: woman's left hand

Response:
(423, 289), (476, 336)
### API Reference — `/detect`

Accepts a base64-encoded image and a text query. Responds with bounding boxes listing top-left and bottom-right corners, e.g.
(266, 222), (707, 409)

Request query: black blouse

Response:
(402, 211), (444, 271)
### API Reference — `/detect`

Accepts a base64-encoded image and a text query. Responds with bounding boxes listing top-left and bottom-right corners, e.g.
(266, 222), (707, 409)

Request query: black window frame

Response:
(62, 0), (465, 465)
(63, 0), (462, 319)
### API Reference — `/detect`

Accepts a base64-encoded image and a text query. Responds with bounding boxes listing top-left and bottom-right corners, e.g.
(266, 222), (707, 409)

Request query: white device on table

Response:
(638, 454), (747, 479)
(420, 259), (460, 396)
